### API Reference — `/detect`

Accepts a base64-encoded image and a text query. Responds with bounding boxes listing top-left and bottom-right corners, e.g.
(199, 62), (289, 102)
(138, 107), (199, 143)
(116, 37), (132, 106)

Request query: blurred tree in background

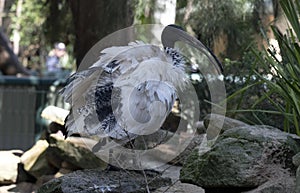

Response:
(0, 0), (282, 75)
(10, 0), (50, 71)
(69, 0), (135, 67)
(6, 0), (74, 73)
(0, 0), (296, 131)
(1, 0), (134, 73)
(176, 0), (280, 61)
(227, 0), (300, 132)
(0, 0), (29, 75)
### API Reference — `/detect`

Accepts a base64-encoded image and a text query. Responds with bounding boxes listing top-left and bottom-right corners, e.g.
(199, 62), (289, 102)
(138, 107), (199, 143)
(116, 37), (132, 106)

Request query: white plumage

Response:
(61, 41), (188, 146)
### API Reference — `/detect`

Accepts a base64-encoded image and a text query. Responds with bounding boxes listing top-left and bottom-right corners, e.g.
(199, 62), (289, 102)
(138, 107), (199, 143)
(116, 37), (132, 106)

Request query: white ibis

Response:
(61, 24), (223, 152)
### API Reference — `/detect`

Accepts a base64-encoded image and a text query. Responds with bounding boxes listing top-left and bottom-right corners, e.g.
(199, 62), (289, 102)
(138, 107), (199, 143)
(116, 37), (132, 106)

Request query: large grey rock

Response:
(204, 114), (249, 139)
(134, 130), (173, 150)
(293, 152), (300, 192)
(169, 134), (204, 165)
(0, 150), (23, 185)
(180, 125), (300, 192)
(134, 130), (204, 166)
(154, 181), (205, 193)
(37, 169), (172, 193)
(154, 165), (205, 193)
(46, 134), (107, 170)
(0, 182), (37, 193)
(293, 152), (300, 166)
(243, 171), (295, 193)
(21, 140), (57, 179)
(295, 166), (300, 193)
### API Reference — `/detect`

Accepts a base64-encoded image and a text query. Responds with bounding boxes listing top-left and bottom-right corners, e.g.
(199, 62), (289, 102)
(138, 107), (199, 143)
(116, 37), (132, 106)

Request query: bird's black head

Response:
(161, 24), (224, 73)
(161, 24), (184, 49)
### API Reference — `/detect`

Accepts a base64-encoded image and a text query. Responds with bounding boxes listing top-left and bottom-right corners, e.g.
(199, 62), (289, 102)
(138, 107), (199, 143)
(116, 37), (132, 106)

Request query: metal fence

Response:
(0, 76), (66, 150)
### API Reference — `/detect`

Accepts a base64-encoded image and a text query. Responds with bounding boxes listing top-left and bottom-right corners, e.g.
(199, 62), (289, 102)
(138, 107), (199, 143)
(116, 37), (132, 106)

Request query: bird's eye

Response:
(137, 85), (142, 91)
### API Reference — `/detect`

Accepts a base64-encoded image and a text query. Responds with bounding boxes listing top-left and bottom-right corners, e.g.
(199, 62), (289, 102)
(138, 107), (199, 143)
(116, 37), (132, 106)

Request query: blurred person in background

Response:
(45, 42), (71, 78)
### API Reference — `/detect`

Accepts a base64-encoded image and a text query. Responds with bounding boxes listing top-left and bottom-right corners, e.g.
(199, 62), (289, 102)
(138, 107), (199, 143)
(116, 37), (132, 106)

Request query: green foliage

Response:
(134, 0), (155, 24)
(44, 0), (74, 45)
(10, 0), (73, 46)
(9, 0), (74, 71)
(177, 0), (258, 57)
(191, 0), (254, 35)
(228, 0), (300, 134)
(10, 0), (48, 47)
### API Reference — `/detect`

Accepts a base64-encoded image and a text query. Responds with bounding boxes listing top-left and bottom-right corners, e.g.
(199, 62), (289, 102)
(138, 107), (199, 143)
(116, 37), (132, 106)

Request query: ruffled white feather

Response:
(61, 41), (188, 143)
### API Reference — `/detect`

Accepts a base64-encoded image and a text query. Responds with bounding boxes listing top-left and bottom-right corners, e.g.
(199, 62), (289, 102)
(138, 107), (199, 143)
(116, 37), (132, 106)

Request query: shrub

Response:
(228, 0), (300, 134)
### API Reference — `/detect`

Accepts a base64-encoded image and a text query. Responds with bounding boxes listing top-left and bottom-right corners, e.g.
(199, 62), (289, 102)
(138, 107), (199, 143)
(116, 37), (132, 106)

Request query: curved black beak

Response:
(161, 24), (224, 73)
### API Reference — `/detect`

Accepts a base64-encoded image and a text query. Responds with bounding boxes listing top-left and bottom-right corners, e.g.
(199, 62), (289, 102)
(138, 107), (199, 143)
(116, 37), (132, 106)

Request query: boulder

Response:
(21, 140), (57, 179)
(295, 166), (300, 193)
(41, 105), (69, 126)
(37, 169), (172, 193)
(154, 181), (205, 193)
(0, 182), (37, 193)
(154, 164), (205, 193)
(133, 130), (173, 150)
(133, 129), (203, 167)
(169, 134), (204, 165)
(204, 114), (249, 139)
(180, 125), (300, 192)
(0, 150), (23, 184)
(46, 134), (107, 170)
(293, 152), (300, 166)
(243, 173), (295, 193)
(293, 152), (300, 193)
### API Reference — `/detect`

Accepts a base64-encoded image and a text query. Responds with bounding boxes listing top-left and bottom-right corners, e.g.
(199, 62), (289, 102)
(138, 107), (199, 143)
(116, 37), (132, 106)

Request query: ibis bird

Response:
(61, 25), (222, 152)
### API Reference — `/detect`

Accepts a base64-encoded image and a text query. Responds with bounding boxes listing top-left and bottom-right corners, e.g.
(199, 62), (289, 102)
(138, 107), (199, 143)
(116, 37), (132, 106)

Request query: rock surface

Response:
(169, 134), (203, 165)
(204, 114), (250, 131)
(37, 168), (172, 193)
(180, 125), (300, 192)
(134, 130), (204, 166)
(41, 105), (69, 126)
(295, 166), (300, 193)
(154, 165), (205, 193)
(21, 140), (57, 179)
(46, 134), (107, 170)
(204, 114), (250, 139)
(293, 152), (300, 166)
(0, 150), (23, 185)
(0, 182), (37, 193)
(293, 152), (300, 193)
(4, 114), (300, 193)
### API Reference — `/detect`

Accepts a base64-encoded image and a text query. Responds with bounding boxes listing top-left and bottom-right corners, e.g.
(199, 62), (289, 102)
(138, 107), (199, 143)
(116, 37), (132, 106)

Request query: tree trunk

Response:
(153, 0), (176, 26)
(0, 0), (5, 26)
(0, 29), (30, 75)
(12, 0), (23, 55)
(213, 30), (228, 59)
(69, 0), (134, 68)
